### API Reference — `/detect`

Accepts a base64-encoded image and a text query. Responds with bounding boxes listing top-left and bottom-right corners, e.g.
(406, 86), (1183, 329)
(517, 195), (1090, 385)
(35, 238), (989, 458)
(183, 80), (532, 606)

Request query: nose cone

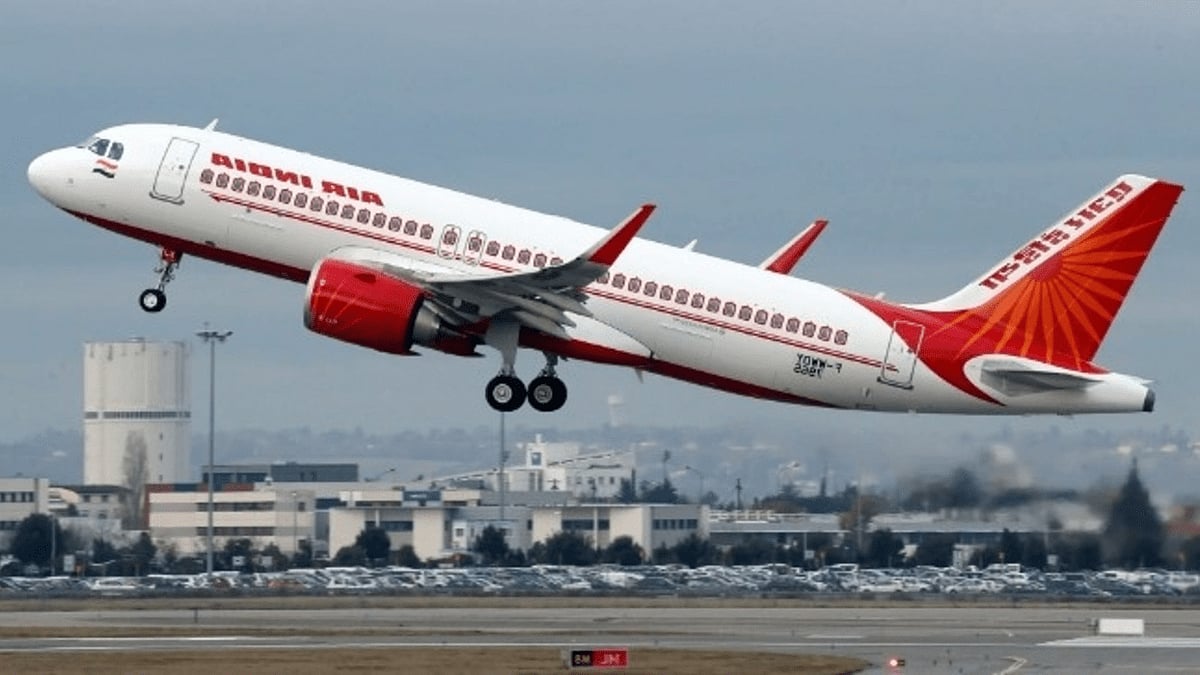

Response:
(27, 152), (53, 197)
(28, 149), (72, 203)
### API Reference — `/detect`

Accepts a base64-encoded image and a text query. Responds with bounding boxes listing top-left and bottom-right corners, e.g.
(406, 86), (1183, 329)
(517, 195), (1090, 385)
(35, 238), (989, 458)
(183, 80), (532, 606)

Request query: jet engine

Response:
(303, 258), (476, 355)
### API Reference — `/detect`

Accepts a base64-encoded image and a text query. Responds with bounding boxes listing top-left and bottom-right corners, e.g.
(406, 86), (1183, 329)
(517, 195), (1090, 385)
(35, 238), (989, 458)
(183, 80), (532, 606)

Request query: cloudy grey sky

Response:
(2, 1), (1198, 442)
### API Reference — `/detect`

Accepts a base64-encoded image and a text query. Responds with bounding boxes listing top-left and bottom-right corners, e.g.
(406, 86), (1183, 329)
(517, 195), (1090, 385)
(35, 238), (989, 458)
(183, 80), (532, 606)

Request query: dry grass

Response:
(0, 647), (866, 674)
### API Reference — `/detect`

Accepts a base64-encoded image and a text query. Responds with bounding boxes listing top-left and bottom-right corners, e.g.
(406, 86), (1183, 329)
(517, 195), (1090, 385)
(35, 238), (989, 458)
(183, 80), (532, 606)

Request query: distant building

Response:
(83, 340), (190, 486)
(203, 462), (359, 490)
(328, 487), (706, 562)
(707, 510), (846, 551)
(0, 477), (51, 551)
(433, 436), (635, 500)
(147, 483), (315, 557)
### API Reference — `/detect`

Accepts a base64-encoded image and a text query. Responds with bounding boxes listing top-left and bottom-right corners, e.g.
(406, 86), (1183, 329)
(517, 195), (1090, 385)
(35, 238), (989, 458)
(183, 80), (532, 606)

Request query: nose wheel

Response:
(140, 248), (180, 313)
(138, 288), (167, 313)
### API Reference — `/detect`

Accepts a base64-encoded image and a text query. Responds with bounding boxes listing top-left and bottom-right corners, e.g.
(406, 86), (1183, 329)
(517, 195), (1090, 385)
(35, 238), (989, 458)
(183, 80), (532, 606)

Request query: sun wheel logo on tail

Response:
(303, 258), (478, 356)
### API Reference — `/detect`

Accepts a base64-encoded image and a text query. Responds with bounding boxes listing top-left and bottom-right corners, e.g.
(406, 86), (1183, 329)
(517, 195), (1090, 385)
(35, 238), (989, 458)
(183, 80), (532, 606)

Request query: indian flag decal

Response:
(92, 158), (118, 178)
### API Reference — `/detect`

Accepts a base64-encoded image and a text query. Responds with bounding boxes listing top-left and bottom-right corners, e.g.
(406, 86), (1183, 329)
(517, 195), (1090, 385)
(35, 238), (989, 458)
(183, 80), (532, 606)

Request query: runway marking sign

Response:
(566, 647), (629, 669)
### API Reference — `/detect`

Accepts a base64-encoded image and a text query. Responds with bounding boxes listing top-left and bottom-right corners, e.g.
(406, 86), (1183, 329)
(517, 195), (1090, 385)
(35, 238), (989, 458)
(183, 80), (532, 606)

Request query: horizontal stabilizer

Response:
(980, 358), (1101, 392)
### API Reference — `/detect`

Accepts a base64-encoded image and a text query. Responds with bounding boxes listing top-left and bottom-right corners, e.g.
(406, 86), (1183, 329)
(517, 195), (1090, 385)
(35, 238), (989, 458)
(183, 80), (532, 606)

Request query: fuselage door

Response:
(437, 224), (462, 260)
(878, 320), (924, 389)
(150, 137), (200, 204)
(462, 230), (486, 266)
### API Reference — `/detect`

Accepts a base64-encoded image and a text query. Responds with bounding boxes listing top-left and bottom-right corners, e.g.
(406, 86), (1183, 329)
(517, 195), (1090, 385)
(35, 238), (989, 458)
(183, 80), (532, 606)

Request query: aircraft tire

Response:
(527, 376), (567, 412)
(485, 375), (526, 412)
(139, 288), (166, 313)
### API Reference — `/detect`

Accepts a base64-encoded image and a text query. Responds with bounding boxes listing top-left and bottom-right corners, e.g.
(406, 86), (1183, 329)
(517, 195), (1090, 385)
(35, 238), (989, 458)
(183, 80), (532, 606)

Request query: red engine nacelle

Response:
(304, 258), (476, 355)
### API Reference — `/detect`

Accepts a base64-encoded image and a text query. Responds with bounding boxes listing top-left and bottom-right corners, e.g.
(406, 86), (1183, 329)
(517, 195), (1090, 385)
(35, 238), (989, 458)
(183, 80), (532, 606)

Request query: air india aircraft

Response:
(27, 122), (1184, 414)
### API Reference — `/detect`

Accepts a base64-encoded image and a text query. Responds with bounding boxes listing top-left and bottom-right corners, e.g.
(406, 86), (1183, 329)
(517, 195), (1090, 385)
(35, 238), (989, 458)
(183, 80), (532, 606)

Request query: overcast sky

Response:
(2, 1), (1198, 444)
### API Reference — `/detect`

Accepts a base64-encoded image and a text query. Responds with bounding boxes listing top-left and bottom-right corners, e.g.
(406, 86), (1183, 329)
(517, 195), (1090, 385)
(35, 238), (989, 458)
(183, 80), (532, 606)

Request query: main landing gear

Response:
(139, 247), (180, 313)
(484, 360), (568, 413)
(483, 321), (568, 413)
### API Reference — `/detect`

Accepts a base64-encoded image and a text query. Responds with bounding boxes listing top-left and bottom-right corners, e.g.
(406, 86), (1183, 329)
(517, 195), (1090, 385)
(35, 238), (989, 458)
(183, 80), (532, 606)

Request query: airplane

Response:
(27, 121), (1184, 415)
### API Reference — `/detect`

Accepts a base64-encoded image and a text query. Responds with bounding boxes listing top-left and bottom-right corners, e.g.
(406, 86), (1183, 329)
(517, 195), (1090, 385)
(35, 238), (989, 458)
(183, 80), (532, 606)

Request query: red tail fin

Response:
(917, 175), (1184, 369)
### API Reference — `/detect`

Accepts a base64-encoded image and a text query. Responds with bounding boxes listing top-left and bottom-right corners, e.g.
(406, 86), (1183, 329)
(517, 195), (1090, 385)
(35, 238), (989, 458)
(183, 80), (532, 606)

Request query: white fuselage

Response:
(28, 123), (1159, 415)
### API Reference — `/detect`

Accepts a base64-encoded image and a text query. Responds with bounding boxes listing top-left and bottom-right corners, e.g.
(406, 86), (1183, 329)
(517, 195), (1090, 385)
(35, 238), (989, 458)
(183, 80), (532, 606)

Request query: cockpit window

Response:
(87, 138), (110, 157)
(107, 142), (123, 160)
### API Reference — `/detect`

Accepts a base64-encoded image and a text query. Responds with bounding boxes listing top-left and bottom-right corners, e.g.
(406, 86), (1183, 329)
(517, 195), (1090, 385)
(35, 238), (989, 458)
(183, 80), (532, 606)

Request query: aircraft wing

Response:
(759, 219), (828, 274)
(324, 204), (655, 339)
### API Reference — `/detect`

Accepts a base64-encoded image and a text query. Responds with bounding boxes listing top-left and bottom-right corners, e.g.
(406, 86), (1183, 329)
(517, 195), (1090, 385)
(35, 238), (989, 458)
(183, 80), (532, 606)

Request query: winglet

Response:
(583, 204), (656, 266)
(759, 219), (828, 274)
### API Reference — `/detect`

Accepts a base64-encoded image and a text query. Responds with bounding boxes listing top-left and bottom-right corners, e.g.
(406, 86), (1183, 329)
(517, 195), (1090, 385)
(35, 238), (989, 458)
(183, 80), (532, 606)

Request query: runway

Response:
(2, 604), (1199, 673)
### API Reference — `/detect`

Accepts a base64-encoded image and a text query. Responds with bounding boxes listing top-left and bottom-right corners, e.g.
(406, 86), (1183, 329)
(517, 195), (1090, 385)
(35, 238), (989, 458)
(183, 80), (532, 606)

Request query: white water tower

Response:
(83, 340), (191, 486)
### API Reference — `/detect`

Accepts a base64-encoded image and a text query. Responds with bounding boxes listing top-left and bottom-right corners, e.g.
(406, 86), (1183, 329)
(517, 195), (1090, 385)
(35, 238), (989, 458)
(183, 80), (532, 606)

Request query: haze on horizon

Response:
(2, 2), (1198, 447)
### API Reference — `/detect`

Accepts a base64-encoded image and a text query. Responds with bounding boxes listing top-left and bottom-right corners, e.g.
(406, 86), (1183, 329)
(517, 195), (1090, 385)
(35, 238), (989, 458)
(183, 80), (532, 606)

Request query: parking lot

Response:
(3, 563), (1199, 600)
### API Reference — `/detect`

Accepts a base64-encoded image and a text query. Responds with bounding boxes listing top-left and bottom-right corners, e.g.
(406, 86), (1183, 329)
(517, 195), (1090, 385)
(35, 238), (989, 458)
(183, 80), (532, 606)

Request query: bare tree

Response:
(121, 431), (149, 529)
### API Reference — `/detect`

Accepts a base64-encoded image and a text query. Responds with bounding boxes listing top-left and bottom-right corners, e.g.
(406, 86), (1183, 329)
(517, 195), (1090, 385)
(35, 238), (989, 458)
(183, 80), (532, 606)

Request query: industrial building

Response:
(83, 340), (191, 486)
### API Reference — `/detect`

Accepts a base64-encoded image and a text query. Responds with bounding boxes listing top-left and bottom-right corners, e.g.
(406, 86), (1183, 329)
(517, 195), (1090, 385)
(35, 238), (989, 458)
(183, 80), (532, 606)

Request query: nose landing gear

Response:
(139, 247), (180, 313)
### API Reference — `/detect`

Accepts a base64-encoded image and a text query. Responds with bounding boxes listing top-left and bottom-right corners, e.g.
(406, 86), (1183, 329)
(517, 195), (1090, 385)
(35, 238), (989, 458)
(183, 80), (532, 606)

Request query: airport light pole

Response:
(196, 326), (232, 578)
(290, 490), (299, 561)
(684, 465), (706, 505)
(498, 411), (508, 538)
(48, 511), (56, 576)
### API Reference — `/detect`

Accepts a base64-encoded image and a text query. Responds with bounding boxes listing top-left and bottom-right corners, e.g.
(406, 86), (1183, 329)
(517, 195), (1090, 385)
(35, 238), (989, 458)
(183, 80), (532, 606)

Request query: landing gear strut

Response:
(139, 248), (180, 313)
(484, 320), (526, 412)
